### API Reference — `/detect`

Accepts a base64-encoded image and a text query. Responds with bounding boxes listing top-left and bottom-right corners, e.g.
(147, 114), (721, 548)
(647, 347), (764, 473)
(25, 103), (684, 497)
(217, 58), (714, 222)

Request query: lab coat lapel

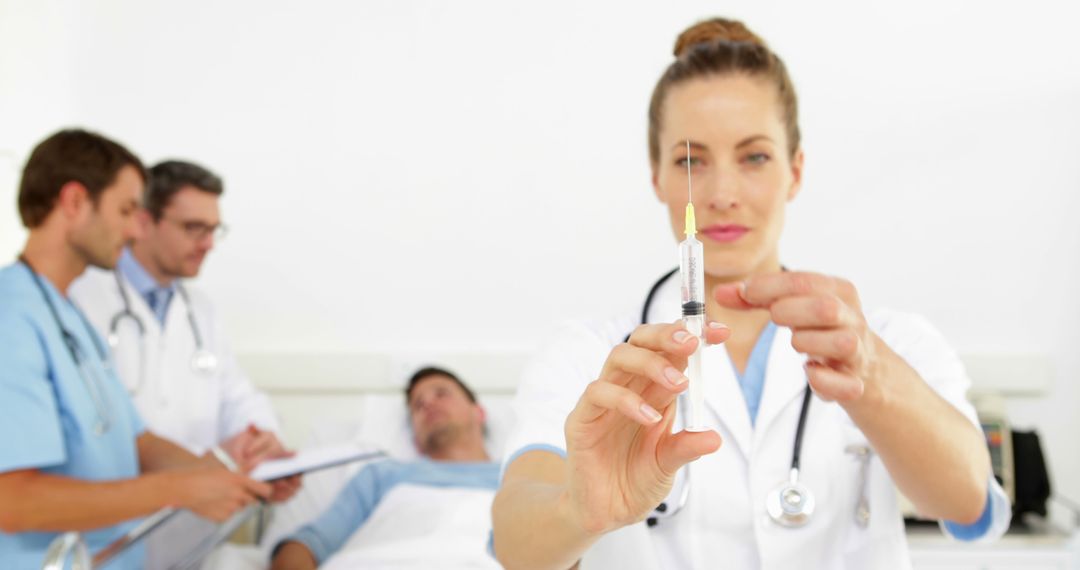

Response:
(162, 286), (187, 339)
(701, 345), (753, 458)
(120, 275), (164, 337)
(752, 325), (809, 444)
(646, 277), (753, 459)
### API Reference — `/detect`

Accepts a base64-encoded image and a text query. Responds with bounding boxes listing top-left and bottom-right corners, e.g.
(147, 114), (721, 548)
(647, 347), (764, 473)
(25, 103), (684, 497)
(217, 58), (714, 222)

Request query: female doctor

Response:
(492, 17), (1009, 569)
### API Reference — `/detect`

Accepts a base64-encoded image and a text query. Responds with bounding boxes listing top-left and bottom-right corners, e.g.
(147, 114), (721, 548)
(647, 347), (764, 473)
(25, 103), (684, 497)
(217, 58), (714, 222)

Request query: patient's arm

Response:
(269, 461), (390, 566)
(271, 541), (317, 570)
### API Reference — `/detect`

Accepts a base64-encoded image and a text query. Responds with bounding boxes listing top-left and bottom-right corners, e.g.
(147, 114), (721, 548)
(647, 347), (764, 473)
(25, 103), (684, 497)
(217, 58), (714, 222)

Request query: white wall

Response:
(0, 1), (77, 250)
(2, 1), (1078, 502)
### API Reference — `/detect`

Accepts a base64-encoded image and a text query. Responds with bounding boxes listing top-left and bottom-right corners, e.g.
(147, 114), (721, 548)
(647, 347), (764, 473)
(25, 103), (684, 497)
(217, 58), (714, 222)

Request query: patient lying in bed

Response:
(269, 367), (501, 570)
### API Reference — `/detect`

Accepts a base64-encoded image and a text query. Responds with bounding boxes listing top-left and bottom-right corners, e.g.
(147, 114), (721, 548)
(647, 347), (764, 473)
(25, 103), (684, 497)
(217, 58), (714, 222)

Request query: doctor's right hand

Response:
(167, 468), (272, 523)
(563, 321), (729, 535)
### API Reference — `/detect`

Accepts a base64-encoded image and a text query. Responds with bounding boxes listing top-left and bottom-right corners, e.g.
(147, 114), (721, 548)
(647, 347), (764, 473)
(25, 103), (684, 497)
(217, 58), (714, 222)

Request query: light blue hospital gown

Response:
(0, 263), (147, 569)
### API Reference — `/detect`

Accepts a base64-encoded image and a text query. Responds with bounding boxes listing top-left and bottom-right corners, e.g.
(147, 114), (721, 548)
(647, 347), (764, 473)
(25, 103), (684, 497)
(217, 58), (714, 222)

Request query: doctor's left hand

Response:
(714, 272), (884, 405)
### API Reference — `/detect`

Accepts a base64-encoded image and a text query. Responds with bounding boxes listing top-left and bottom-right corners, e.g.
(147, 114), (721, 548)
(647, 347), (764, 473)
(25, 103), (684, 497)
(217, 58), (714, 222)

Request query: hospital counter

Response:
(907, 515), (1080, 569)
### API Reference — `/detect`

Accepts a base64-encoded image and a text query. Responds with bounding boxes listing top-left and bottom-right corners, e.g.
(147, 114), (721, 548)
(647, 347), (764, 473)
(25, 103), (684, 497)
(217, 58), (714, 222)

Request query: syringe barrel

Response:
(684, 329), (707, 431)
(679, 236), (705, 318)
(678, 235), (709, 432)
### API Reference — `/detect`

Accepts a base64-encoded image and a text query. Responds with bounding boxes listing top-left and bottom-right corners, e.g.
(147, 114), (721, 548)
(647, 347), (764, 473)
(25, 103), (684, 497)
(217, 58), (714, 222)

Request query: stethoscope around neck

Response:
(635, 268), (816, 529)
(18, 257), (115, 435)
(107, 269), (218, 394)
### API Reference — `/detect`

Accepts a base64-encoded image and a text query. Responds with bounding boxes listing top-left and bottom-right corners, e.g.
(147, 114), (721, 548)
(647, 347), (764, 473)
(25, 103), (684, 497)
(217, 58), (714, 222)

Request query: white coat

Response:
(70, 267), (279, 452)
(503, 275), (1009, 569)
(69, 266), (281, 569)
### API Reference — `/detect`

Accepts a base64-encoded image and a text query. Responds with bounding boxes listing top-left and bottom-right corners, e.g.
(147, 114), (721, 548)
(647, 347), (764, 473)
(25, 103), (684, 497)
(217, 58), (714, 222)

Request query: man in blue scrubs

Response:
(0, 129), (274, 569)
(270, 367), (501, 569)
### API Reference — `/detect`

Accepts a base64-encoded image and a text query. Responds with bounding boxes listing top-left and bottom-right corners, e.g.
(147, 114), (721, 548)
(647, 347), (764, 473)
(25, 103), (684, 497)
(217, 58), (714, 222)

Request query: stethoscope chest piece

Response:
(766, 468), (815, 527)
(191, 349), (219, 375)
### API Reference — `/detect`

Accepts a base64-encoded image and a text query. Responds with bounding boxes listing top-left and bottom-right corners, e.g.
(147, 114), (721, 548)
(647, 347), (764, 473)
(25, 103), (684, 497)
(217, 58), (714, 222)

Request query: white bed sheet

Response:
(202, 393), (513, 569)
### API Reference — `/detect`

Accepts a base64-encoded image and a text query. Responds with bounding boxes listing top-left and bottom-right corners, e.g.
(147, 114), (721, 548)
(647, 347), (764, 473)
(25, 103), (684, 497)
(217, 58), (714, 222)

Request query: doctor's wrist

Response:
(839, 336), (894, 418)
(550, 488), (606, 569)
(557, 488), (610, 541)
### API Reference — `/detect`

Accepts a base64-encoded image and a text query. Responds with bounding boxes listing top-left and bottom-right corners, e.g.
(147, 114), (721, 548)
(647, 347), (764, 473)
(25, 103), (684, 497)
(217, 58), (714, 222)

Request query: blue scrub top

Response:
(0, 263), (147, 569)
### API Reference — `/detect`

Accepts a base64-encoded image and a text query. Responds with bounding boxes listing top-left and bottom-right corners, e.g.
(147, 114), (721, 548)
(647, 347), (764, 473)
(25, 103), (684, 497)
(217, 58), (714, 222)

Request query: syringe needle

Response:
(686, 139), (692, 203)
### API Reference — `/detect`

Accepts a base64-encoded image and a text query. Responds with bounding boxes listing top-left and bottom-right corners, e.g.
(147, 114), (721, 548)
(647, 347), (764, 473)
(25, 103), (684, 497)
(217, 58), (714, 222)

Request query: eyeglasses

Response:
(161, 217), (229, 242)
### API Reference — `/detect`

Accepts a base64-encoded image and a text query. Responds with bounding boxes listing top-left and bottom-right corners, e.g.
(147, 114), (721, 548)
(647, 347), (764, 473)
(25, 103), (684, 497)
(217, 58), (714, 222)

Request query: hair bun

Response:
(673, 18), (766, 57)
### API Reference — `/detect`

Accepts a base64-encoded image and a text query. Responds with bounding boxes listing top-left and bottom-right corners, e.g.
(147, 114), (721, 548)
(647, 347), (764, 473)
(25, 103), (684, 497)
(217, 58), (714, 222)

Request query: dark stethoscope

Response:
(18, 257), (114, 435)
(107, 270), (218, 394)
(635, 268), (816, 528)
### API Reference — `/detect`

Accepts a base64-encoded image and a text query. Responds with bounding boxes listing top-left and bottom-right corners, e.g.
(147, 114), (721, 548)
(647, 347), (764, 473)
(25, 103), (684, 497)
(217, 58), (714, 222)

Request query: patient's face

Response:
(408, 375), (484, 455)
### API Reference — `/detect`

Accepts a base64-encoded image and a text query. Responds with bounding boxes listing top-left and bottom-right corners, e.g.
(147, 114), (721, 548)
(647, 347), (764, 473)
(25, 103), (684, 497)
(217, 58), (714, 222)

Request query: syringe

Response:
(679, 139), (708, 432)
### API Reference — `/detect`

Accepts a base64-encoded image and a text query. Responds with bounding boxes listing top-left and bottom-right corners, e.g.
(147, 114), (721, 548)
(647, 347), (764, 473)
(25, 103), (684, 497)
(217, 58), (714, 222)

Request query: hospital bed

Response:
(200, 350), (524, 569)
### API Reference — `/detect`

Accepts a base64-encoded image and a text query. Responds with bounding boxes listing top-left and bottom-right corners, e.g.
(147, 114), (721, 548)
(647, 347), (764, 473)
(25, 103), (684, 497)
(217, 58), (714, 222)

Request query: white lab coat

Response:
(504, 276), (1009, 569)
(70, 266), (281, 569)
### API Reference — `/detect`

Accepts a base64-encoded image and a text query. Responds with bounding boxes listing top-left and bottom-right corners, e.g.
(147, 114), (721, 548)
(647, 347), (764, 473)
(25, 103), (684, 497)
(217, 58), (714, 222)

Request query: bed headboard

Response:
(238, 350), (530, 448)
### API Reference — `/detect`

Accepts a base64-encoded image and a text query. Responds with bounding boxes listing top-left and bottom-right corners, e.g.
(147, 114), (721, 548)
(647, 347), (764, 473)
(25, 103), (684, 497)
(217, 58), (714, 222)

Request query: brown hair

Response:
(647, 18), (801, 166)
(405, 366), (477, 405)
(18, 129), (146, 228)
(145, 160), (225, 221)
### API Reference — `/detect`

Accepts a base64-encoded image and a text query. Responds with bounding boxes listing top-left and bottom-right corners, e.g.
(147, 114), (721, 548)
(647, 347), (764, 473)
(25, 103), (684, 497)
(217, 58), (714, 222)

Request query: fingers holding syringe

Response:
(656, 428), (723, 476)
(627, 322), (702, 355)
(703, 321), (731, 346)
(573, 380), (674, 427)
(624, 320), (730, 353)
(601, 342), (693, 393)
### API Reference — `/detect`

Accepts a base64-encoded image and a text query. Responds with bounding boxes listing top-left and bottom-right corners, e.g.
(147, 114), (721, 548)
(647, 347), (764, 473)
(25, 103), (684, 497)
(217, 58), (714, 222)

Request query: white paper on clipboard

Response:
(250, 444), (385, 481)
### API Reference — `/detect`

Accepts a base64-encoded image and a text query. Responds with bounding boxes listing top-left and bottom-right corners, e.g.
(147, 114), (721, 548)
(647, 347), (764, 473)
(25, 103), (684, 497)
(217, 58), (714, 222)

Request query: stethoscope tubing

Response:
(107, 270), (217, 392)
(18, 257), (114, 434)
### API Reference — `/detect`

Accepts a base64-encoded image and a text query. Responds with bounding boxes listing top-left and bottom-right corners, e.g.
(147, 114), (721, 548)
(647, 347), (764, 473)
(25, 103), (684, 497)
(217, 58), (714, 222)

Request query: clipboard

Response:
(250, 445), (386, 481)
